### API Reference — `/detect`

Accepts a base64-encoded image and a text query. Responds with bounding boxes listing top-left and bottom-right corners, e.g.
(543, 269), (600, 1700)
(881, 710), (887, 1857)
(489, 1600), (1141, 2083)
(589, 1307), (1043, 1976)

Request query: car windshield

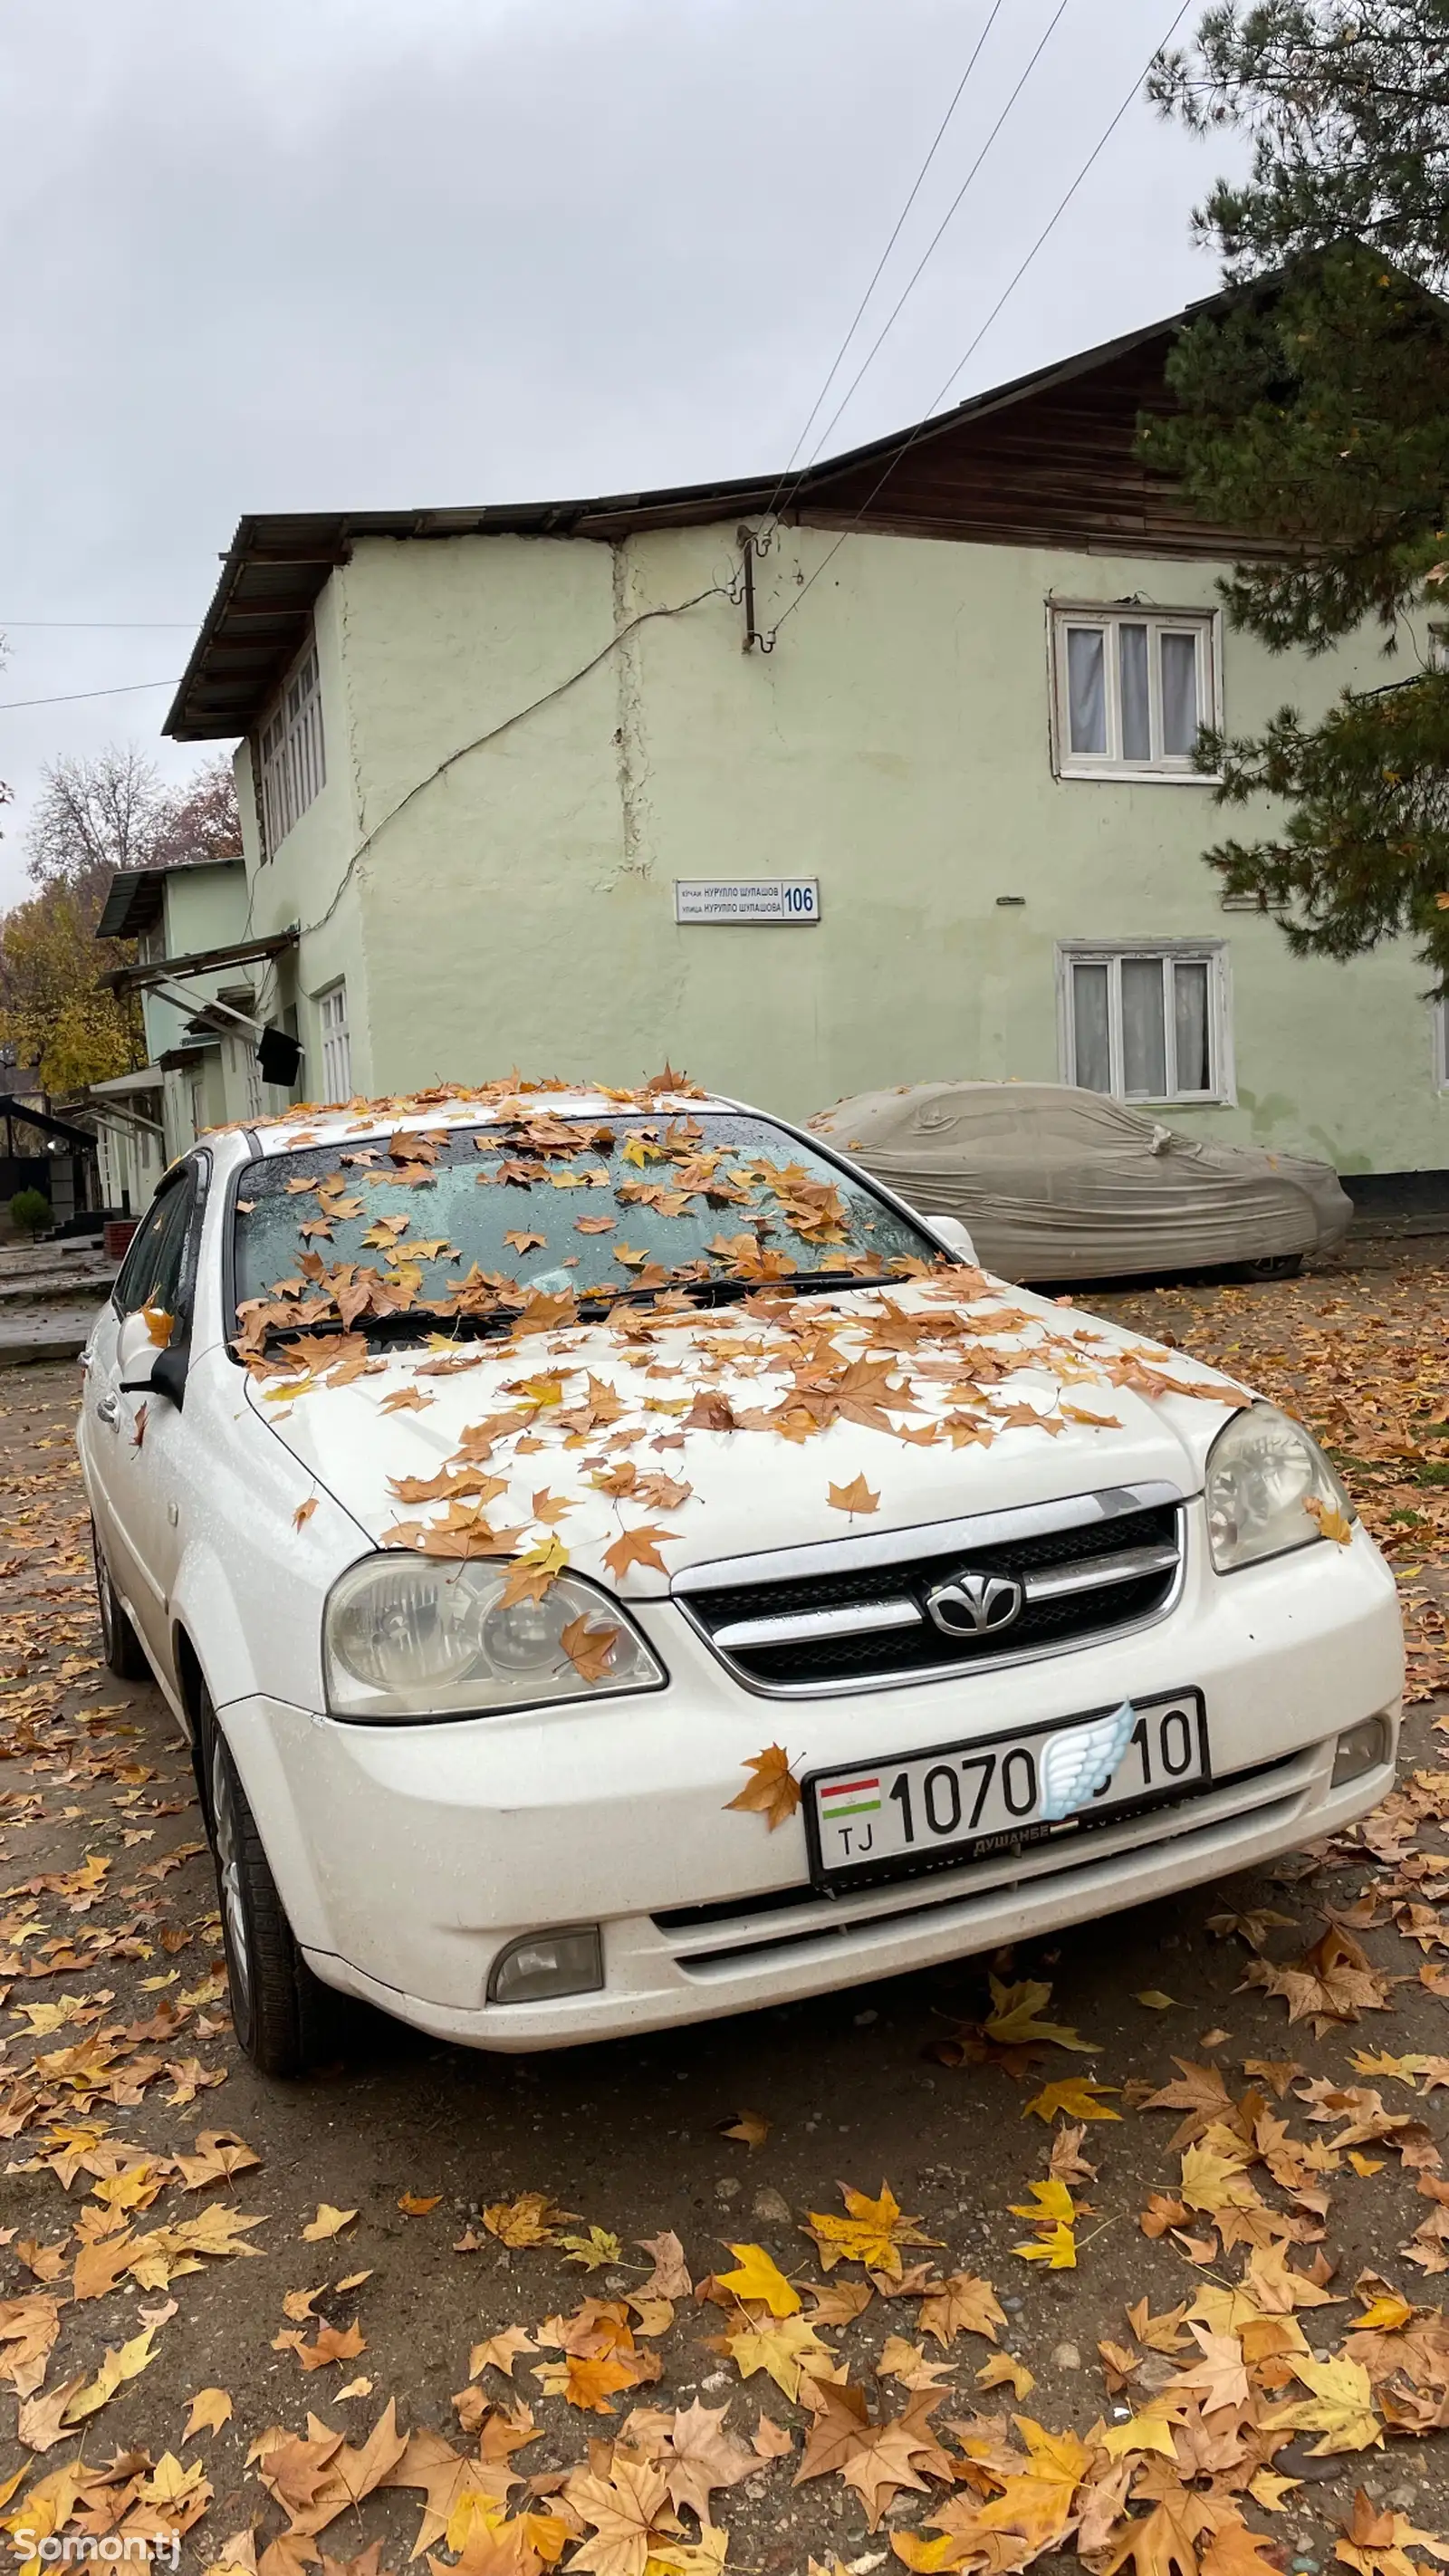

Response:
(232, 1110), (941, 1347)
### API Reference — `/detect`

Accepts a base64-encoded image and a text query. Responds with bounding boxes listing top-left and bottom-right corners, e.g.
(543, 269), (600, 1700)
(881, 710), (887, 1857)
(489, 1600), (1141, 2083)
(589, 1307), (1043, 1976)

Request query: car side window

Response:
(115, 1181), (194, 1322)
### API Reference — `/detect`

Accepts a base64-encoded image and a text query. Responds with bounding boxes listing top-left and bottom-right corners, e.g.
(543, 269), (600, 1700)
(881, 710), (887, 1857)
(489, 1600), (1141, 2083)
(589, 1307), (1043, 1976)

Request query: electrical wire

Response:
(766, 0), (1197, 646)
(0, 678), (179, 710)
(755, 0), (1008, 540)
(254, 581), (736, 949)
(790, 0), (1072, 481)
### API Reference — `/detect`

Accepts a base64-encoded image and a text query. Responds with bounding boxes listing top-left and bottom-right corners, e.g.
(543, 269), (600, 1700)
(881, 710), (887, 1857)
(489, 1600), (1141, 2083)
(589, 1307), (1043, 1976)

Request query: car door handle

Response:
(95, 1394), (120, 1428)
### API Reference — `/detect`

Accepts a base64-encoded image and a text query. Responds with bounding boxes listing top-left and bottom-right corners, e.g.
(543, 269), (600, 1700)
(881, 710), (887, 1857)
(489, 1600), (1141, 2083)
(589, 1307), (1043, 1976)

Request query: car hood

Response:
(247, 1273), (1249, 1595)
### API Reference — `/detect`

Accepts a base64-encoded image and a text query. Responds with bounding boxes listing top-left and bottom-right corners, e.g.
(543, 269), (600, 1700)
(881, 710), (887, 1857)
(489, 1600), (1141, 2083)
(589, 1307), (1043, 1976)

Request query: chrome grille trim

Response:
(1023, 1541), (1180, 1602)
(676, 1487), (1189, 1698)
(670, 1480), (1189, 1597)
(712, 1598), (924, 1651)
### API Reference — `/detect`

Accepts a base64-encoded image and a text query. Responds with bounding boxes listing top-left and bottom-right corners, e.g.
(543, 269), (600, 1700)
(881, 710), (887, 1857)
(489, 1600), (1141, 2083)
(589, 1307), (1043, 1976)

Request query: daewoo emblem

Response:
(925, 1570), (1024, 1639)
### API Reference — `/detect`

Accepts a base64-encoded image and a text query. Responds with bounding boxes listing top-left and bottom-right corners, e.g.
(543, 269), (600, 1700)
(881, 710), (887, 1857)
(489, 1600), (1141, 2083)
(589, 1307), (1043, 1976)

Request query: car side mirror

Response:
(116, 1308), (188, 1408)
(120, 1345), (188, 1408)
(930, 1215), (977, 1262)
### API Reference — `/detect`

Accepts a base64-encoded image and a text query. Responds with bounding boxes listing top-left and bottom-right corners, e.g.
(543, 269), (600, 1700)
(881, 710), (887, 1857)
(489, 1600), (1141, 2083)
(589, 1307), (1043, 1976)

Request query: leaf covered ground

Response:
(2, 1240), (1449, 2576)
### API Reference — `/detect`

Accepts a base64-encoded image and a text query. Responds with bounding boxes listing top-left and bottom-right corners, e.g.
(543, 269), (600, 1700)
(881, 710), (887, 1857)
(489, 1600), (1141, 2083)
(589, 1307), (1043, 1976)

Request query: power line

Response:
(766, 0), (1197, 646)
(0, 678), (180, 710)
(258, 582), (736, 949)
(756, 0), (1009, 537)
(792, 0), (1072, 479)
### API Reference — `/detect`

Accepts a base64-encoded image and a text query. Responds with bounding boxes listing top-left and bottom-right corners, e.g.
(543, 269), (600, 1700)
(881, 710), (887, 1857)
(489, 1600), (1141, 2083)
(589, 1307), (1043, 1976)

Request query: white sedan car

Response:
(79, 1082), (1404, 2077)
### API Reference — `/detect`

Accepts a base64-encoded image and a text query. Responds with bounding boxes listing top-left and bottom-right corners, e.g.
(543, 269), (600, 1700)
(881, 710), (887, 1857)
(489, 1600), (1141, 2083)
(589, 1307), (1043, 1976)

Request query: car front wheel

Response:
(202, 1697), (355, 2078)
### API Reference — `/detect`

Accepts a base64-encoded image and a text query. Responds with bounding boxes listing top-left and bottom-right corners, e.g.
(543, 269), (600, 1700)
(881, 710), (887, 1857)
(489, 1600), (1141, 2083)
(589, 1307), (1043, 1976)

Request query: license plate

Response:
(805, 1688), (1208, 1891)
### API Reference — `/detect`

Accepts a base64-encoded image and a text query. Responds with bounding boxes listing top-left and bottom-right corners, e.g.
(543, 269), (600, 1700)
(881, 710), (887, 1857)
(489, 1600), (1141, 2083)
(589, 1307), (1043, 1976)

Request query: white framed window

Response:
(257, 639), (326, 857)
(1059, 942), (1231, 1104)
(318, 982), (351, 1103)
(1051, 604), (1221, 781)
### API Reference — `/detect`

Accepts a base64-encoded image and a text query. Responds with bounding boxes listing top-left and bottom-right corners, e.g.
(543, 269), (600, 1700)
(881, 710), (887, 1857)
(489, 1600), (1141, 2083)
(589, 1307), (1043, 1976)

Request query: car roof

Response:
(240, 1085), (750, 1158)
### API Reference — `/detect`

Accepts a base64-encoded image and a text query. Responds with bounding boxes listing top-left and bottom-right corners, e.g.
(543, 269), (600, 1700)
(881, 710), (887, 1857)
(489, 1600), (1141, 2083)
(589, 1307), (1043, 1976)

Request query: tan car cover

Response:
(810, 1082), (1352, 1284)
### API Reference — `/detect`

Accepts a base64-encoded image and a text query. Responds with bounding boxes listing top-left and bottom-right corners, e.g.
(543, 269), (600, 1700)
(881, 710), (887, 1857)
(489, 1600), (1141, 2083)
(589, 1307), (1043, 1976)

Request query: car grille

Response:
(675, 1489), (1184, 1695)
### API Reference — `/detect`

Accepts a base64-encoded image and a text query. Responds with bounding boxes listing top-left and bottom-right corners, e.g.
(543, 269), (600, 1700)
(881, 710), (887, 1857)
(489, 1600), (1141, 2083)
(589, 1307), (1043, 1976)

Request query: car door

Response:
(83, 1168), (199, 1675)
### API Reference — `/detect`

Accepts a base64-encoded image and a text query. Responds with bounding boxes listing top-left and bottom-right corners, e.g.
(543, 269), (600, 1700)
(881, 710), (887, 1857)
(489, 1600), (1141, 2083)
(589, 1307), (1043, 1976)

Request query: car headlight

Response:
(323, 1555), (667, 1723)
(1204, 1401), (1355, 1574)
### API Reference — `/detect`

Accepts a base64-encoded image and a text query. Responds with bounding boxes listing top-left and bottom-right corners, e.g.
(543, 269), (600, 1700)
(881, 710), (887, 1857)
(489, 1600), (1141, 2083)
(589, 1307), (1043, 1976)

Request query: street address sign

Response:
(673, 878), (820, 926)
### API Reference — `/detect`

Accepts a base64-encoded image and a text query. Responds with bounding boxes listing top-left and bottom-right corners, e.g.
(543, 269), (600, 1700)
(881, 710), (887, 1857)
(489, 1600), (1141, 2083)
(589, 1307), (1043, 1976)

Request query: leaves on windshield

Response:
(224, 1082), (1252, 1607)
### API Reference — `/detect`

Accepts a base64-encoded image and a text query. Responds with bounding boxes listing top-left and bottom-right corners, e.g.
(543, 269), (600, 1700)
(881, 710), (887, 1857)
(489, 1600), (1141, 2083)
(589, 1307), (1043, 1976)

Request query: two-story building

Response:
(151, 293), (1446, 1189)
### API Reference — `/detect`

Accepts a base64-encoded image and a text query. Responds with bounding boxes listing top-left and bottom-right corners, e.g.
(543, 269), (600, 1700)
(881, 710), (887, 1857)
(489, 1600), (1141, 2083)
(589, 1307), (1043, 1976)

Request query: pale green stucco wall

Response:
(234, 522), (1449, 1172)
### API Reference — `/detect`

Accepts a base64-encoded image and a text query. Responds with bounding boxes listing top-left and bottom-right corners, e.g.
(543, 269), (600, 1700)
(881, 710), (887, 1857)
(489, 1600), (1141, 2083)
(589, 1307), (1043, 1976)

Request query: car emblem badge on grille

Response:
(924, 1570), (1024, 1638)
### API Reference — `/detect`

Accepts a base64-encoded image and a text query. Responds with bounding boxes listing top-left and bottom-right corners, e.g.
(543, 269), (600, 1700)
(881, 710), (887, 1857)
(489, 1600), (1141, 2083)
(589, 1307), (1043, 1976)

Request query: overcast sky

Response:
(0, 0), (1227, 908)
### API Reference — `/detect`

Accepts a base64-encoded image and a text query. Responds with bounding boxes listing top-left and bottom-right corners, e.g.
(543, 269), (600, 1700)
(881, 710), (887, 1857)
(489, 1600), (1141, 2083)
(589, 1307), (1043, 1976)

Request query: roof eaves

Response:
(163, 284), (1259, 747)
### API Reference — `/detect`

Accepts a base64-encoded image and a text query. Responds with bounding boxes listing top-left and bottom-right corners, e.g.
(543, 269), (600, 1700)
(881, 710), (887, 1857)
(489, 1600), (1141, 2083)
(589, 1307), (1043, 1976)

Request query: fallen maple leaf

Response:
(293, 1496), (318, 1530)
(794, 2379), (953, 2531)
(182, 2386), (234, 2438)
(983, 1976), (1096, 2053)
(718, 2109), (771, 2149)
(916, 2272), (1005, 2349)
(302, 2204), (358, 2243)
(724, 1744), (801, 1831)
(662, 2399), (754, 2521)
(1022, 2078), (1121, 2123)
(559, 1614), (621, 1685)
(1269, 2353), (1383, 2455)
(637, 2230), (693, 2299)
(828, 1475), (879, 1516)
(470, 2328), (539, 2379)
(565, 2454), (671, 2576)
(398, 2191), (443, 2216)
(715, 2243), (801, 2317)
(601, 1523), (677, 1581)
(558, 2225), (624, 2271)
(485, 2191), (575, 2248)
(724, 2311), (837, 2400)
(1243, 1924), (1394, 2035)
(804, 2180), (940, 2278)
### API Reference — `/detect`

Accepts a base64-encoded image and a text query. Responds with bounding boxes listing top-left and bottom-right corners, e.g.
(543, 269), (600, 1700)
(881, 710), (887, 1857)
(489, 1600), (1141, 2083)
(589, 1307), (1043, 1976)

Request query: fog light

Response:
(488, 1926), (603, 2005)
(1332, 1716), (1392, 1789)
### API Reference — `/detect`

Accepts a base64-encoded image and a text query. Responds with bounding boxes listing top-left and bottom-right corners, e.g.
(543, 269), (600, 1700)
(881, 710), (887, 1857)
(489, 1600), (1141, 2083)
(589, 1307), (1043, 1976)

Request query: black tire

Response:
(92, 1519), (150, 1681)
(200, 1695), (355, 2078)
(1240, 1252), (1304, 1283)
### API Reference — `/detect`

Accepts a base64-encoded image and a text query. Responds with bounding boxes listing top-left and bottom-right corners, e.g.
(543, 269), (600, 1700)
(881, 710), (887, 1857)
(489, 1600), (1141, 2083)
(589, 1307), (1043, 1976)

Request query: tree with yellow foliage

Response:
(0, 748), (240, 1093)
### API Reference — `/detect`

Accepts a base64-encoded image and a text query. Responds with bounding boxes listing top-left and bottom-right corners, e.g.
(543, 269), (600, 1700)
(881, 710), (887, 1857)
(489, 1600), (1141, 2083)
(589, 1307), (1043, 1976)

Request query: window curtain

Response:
(1066, 629), (1107, 755)
(1120, 957), (1167, 1096)
(1160, 631), (1200, 755)
(1070, 962), (1111, 1091)
(1173, 961), (1211, 1091)
(1118, 624), (1150, 763)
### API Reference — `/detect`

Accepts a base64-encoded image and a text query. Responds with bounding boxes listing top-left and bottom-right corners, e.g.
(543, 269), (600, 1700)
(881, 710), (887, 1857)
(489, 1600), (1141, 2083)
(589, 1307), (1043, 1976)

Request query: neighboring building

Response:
(89, 858), (298, 1206)
(157, 294), (1445, 1185)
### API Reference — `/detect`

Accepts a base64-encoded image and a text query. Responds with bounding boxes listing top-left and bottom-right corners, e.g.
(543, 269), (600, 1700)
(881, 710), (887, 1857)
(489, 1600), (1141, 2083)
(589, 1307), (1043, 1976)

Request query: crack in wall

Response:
(608, 539), (653, 887)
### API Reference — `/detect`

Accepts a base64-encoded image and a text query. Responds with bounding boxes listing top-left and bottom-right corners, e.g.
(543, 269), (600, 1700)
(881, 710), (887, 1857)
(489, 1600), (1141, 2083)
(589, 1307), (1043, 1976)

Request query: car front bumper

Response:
(217, 1507), (1406, 2051)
